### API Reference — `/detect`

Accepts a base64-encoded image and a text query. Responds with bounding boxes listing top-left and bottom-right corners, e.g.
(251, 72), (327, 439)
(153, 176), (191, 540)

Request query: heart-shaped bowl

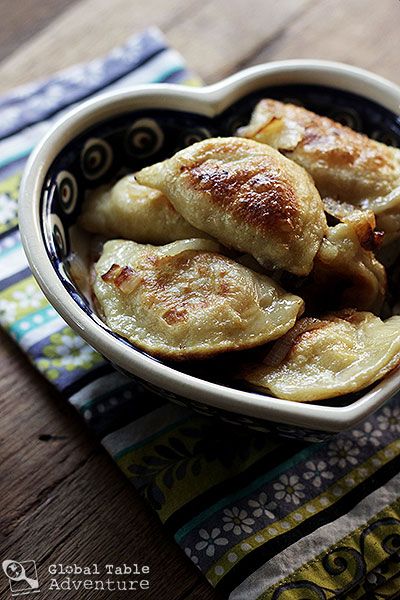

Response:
(19, 60), (400, 442)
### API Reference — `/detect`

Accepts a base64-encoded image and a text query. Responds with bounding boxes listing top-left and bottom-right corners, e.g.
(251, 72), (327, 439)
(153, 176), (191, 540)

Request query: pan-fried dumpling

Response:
(135, 137), (327, 276)
(322, 197), (383, 250)
(93, 238), (304, 360)
(309, 222), (386, 313)
(78, 175), (205, 243)
(242, 310), (400, 402)
(238, 100), (400, 241)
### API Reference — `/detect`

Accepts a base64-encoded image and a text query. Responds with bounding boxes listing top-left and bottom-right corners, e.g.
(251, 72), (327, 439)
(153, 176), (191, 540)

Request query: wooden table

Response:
(1, 1), (399, 598)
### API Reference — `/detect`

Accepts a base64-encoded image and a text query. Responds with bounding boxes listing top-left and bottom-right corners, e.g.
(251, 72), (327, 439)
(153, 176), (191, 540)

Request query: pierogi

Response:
(135, 137), (327, 275)
(243, 310), (400, 401)
(79, 113), (400, 404)
(93, 239), (304, 360)
(79, 175), (204, 243)
(310, 222), (386, 313)
(239, 99), (400, 242)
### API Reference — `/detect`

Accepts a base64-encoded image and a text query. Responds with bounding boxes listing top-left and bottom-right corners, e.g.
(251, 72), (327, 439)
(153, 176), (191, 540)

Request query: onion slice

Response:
(262, 317), (323, 367)
(101, 263), (142, 294)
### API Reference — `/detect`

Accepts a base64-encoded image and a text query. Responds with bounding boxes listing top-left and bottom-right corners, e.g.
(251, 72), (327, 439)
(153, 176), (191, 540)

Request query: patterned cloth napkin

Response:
(1, 28), (400, 599)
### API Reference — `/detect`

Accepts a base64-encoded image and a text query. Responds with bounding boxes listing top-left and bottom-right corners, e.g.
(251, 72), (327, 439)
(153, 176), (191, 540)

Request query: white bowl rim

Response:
(19, 59), (400, 433)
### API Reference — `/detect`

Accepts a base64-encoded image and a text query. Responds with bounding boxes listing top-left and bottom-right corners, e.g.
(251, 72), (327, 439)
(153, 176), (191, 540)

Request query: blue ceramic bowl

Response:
(19, 61), (400, 442)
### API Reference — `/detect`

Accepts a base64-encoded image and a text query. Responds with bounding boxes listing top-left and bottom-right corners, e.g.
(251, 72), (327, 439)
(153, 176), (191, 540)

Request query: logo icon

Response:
(2, 560), (40, 596)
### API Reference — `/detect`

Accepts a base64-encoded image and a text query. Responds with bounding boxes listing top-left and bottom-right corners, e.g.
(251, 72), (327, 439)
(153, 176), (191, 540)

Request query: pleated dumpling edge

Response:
(92, 238), (304, 360)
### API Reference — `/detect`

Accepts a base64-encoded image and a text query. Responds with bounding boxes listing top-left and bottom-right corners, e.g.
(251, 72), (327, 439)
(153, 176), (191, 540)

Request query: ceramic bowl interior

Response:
(21, 63), (400, 440)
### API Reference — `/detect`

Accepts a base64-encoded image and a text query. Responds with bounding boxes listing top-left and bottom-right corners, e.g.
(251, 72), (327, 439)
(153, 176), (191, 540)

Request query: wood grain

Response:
(0, 331), (216, 600)
(247, 0), (400, 84)
(0, 1), (398, 598)
(164, 0), (314, 81)
(0, 0), (315, 91)
(0, 0), (204, 91)
(0, 0), (75, 61)
(1, 0), (398, 93)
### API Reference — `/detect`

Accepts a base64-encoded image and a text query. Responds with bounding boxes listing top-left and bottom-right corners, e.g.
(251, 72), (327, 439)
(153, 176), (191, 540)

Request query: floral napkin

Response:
(1, 27), (400, 599)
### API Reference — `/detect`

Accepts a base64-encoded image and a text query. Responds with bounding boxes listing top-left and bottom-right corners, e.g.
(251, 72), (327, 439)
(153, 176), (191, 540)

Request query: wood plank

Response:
(0, 451), (213, 599)
(0, 0), (315, 92)
(247, 0), (400, 83)
(0, 0), (76, 61)
(0, 332), (215, 599)
(165, 0), (315, 81)
(0, 0), (201, 92)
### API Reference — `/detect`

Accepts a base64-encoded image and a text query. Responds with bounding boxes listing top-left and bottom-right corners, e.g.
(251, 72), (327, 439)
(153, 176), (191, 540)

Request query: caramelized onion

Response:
(323, 197), (384, 251)
(262, 317), (323, 367)
(101, 263), (121, 282)
(101, 263), (142, 294)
